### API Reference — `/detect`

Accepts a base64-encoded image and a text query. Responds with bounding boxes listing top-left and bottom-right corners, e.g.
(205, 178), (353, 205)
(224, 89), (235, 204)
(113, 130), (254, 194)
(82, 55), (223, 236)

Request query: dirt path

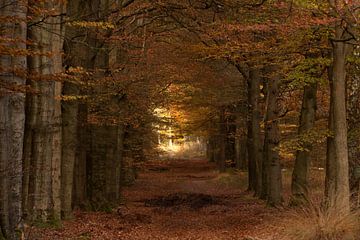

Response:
(32, 159), (286, 240)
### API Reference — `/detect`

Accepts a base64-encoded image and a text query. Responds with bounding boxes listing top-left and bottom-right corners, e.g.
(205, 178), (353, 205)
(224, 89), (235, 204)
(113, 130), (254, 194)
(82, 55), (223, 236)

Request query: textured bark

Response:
(61, 81), (79, 219)
(291, 83), (317, 206)
(0, 0), (27, 238)
(24, 0), (65, 222)
(235, 101), (248, 170)
(63, 0), (95, 211)
(88, 124), (124, 208)
(247, 68), (262, 195)
(325, 21), (351, 214)
(347, 53), (360, 203)
(60, 0), (87, 219)
(83, 0), (128, 208)
(72, 104), (88, 208)
(263, 75), (282, 206)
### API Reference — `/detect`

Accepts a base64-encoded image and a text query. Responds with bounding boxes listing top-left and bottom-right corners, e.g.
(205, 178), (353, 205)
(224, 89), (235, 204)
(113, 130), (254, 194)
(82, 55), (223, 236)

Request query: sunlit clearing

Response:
(154, 107), (206, 159)
(159, 139), (181, 153)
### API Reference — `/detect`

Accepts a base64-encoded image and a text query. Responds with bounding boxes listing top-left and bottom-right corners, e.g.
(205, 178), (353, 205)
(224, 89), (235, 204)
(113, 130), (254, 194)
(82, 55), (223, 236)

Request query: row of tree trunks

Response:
(233, 63), (283, 205)
(0, 0), (27, 238)
(63, 0), (127, 211)
(207, 104), (245, 171)
(207, 63), (268, 198)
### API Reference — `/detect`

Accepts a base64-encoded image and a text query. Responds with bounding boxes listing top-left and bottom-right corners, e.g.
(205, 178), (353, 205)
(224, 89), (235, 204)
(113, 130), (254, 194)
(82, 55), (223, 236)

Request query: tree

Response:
(325, 19), (351, 214)
(291, 81), (317, 205)
(262, 71), (282, 206)
(23, 0), (65, 222)
(0, 0), (27, 238)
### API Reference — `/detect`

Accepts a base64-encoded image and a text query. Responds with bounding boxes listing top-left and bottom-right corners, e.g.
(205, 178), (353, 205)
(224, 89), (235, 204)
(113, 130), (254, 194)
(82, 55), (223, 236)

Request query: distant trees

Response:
(166, 0), (359, 210)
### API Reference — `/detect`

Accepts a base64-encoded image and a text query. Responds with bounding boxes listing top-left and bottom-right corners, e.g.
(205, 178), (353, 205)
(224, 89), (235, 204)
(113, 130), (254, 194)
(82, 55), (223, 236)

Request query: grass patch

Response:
(212, 171), (248, 189)
(31, 216), (62, 229)
(284, 202), (360, 240)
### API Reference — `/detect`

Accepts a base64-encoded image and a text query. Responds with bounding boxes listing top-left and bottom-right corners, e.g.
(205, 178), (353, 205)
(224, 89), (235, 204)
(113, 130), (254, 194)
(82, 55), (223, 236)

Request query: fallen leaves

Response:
(30, 159), (287, 240)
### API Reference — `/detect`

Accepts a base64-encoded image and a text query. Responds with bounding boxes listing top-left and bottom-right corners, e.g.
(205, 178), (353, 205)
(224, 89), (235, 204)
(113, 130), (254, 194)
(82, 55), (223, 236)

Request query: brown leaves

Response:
(31, 159), (286, 240)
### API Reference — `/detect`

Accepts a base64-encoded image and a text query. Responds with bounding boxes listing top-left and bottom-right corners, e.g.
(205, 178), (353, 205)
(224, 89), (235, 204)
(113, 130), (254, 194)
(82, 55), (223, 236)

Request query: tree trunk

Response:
(0, 1), (27, 238)
(61, 81), (79, 219)
(217, 107), (227, 172)
(263, 75), (282, 206)
(235, 101), (248, 170)
(60, 0), (89, 219)
(24, 0), (65, 222)
(247, 68), (262, 195)
(290, 83), (317, 206)
(72, 103), (88, 208)
(347, 50), (360, 204)
(325, 21), (351, 214)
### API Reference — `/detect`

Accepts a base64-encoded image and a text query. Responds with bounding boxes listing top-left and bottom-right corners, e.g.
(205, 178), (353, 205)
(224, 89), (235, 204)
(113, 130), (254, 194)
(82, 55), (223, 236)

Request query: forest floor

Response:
(30, 159), (317, 240)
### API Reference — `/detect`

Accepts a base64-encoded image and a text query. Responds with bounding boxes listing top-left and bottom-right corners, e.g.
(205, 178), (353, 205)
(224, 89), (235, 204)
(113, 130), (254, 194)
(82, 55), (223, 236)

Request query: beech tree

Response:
(0, 0), (27, 238)
(22, 0), (65, 222)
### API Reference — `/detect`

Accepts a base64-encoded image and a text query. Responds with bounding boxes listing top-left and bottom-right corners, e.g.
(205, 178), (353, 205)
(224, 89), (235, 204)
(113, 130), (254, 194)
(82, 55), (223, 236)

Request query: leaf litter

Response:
(30, 159), (287, 240)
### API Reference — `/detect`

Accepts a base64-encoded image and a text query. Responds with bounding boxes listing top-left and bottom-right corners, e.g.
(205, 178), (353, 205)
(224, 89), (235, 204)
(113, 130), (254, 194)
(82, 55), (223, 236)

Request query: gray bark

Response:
(24, 0), (65, 222)
(0, 0), (27, 238)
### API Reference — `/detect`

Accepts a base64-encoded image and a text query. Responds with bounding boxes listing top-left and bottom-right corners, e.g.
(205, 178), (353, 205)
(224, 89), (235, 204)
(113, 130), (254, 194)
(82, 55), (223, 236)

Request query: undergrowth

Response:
(213, 171), (247, 189)
(284, 202), (360, 240)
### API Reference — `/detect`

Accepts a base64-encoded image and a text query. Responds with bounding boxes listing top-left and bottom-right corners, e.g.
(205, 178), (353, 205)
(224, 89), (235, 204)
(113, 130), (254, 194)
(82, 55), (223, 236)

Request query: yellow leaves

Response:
(292, 0), (329, 10)
(277, 128), (333, 156)
(66, 21), (115, 30)
(60, 95), (86, 101)
(67, 66), (85, 74)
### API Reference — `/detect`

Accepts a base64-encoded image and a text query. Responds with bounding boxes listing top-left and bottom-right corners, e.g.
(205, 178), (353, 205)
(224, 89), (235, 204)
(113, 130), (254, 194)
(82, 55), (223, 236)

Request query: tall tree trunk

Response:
(61, 81), (79, 219)
(291, 82), (317, 205)
(225, 105), (235, 165)
(235, 101), (248, 170)
(0, 1), (27, 238)
(73, 103), (88, 208)
(325, 21), (351, 214)
(347, 66), (360, 204)
(207, 134), (218, 163)
(218, 107), (226, 172)
(247, 68), (262, 195)
(60, 0), (88, 219)
(263, 75), (282, 206)
(24, 0), (65, 222)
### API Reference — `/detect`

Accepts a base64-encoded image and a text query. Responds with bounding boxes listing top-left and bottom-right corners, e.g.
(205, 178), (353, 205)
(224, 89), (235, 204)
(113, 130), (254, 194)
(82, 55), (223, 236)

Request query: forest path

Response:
(34, 159), (286, 240)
